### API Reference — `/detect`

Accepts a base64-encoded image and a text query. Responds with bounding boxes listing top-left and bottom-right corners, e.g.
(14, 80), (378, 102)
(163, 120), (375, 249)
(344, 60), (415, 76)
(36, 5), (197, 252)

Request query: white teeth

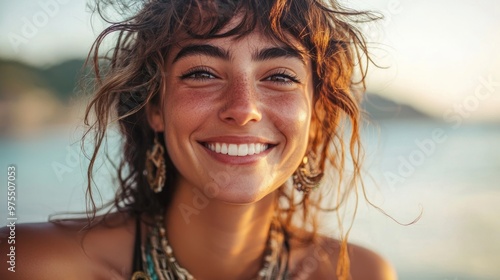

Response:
(206, 143), (269, 156)
(238, 144), (248, 156)
(248, 143), (255, 155)
(228, 144), (238, 156)
(256, 143), (262, 154)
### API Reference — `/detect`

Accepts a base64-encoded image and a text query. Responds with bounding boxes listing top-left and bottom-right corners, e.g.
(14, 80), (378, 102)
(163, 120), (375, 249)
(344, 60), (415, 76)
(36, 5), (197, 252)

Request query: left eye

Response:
(264, 72), (300, 84)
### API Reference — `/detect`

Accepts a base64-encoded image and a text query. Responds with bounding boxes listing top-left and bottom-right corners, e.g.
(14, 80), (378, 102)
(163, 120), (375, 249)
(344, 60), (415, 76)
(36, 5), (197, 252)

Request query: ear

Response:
(146, 102), (164, 132)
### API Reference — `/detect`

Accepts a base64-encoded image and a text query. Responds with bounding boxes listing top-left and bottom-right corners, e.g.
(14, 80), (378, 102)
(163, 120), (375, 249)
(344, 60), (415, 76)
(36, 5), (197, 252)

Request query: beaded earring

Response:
(292, 152), (323, 193)
(145, 133), (166, 193)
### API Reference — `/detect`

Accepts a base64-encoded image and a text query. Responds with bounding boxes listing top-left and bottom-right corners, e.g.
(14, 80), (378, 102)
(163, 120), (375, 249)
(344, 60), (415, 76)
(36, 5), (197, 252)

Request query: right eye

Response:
(179, 67), (218, 81)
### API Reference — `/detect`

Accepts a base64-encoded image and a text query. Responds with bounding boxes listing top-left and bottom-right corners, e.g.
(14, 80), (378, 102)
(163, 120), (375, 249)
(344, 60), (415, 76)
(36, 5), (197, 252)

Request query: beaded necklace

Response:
(131, 215), (289, 280)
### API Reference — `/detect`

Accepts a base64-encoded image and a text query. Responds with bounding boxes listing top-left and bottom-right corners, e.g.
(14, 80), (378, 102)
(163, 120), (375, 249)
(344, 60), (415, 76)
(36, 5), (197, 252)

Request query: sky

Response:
(1, 0), (499, 120)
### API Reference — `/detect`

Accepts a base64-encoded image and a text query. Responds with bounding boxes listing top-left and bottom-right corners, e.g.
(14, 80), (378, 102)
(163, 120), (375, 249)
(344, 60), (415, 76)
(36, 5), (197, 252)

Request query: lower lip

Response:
(200, 144), (274, 165)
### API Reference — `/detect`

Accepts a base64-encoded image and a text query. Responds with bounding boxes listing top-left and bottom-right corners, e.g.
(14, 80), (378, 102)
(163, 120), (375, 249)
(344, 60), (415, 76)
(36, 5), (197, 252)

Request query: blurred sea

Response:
(1, 119), (499, 279)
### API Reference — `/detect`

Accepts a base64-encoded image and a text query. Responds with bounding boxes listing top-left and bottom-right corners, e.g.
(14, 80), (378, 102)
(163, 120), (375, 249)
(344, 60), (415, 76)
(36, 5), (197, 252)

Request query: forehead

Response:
(167, 27), (308, 64)
(167, 12), (308, 61)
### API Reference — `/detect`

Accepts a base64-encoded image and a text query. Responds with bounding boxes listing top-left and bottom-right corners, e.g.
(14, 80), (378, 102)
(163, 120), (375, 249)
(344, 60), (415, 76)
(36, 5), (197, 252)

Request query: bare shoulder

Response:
(290, 234), (397, 280)
(347, 240), (397, 280)
(0, 219), (95, 279)
(0, 212), (137, 280)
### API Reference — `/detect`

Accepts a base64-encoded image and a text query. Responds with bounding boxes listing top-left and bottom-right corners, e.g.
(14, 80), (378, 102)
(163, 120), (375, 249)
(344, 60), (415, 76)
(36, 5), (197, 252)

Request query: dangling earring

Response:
(145, 133), (166, 193)
(293, 152), (323, 193)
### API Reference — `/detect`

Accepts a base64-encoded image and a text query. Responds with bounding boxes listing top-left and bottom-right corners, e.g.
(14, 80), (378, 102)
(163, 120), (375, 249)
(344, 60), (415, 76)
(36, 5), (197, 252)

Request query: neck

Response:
(165, 179), (277, 280)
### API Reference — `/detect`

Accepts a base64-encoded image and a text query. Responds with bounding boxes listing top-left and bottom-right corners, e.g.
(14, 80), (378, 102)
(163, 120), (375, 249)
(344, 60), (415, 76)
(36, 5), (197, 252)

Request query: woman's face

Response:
(149, 26), (314, 204)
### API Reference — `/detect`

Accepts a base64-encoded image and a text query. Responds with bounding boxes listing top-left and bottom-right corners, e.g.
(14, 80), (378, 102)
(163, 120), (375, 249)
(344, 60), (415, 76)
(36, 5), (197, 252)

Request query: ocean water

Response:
(1, 120), (499, 279)
(352, 120), (500, 280)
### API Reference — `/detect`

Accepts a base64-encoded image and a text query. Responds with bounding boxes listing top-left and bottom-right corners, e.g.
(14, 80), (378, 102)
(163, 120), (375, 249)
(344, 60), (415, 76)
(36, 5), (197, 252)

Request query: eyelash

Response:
(179, 67), (301, 85)
(265, 70), (301, 85)
(179, 66), (217, 80)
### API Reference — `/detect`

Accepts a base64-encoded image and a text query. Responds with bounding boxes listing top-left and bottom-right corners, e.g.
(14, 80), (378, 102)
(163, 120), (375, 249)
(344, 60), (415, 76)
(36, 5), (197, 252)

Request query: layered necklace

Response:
(132, 214), (289, 280)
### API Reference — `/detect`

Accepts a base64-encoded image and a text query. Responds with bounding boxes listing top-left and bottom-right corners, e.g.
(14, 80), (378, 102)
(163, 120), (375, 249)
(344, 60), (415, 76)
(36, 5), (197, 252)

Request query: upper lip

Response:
(198, 136), (277, 145)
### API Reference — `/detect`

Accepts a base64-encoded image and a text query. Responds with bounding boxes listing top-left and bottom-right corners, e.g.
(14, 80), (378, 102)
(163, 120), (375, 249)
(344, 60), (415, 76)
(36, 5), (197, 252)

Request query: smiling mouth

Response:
(203, 142), (273, 156)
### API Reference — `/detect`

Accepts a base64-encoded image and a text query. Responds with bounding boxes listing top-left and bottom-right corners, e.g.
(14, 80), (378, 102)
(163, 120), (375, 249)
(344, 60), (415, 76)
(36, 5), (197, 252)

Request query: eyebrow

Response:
(252, 46), (306, 64)
(172, 44), (230, 63)
(172, 44), (306, 64)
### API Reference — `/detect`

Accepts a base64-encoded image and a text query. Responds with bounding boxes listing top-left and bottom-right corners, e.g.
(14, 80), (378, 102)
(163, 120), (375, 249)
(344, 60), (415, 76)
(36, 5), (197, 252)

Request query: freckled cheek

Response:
(270, 98), (311, 143)
(163, 92), (213, 132)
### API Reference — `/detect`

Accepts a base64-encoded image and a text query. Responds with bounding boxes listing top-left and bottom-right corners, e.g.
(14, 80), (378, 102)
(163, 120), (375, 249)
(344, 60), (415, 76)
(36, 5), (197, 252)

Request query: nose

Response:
(218, 78), (262, 126)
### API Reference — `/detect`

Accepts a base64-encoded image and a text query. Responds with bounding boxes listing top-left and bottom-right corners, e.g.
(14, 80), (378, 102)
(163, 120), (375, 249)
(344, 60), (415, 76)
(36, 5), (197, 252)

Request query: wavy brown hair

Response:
(83, 0), (378, 278)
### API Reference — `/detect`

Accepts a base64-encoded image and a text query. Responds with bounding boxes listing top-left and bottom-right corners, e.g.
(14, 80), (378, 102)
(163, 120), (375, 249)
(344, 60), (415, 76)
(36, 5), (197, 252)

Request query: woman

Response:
(1, 0), (396, 279)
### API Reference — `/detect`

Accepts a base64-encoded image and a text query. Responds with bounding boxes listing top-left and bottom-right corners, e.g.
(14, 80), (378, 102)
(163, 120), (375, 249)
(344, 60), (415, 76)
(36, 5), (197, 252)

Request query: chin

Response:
(212, 183), (276, 205)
